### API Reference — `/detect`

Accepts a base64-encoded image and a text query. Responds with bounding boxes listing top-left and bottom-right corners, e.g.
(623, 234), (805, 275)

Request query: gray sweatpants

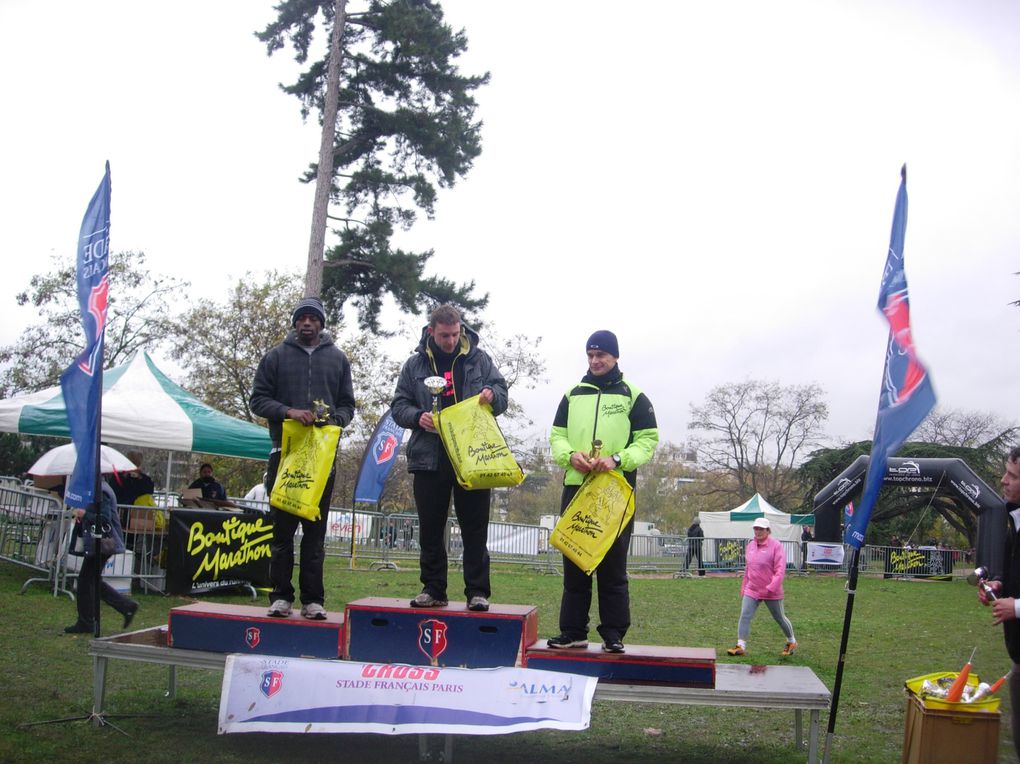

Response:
(737, 595), (795, 642)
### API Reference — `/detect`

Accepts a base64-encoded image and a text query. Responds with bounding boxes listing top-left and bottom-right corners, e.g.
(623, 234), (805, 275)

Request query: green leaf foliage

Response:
(257, 0), (491, 331)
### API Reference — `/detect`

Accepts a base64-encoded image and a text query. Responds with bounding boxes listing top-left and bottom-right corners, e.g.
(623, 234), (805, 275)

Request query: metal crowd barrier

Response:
(0, 484), (73, 597)
(5, 484), (972, 597)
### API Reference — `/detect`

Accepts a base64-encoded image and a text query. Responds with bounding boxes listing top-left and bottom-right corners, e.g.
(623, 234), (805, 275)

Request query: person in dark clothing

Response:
(64, 481), (138, 634)
(391, 303), (508, 613)
(108, 450), (155, 506)
(188, 463), (226, 501)
(546, 330), (659, 654)
(250, 296), (356, 621)
(686, 516), (705, 576)
(977, 446), (1020, 758)
(800, 525), (814, 570)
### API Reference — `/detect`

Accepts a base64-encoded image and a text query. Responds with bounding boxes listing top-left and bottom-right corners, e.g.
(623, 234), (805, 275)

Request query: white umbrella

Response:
(28, 443), (137, 477)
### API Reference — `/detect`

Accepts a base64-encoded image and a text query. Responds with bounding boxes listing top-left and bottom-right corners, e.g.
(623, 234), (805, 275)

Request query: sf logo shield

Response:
(418, 618), (448, 665)
(260, 670), (283, 698)
(375, 433), (398, 464)
(245, 627), (261, 649)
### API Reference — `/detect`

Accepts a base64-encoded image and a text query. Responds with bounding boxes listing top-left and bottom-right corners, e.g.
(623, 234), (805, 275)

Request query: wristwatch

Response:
(612, 454), (622, 467)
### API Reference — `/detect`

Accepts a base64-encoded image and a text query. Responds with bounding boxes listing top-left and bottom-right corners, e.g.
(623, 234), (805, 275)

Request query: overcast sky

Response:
(1, 0), (1017, 451)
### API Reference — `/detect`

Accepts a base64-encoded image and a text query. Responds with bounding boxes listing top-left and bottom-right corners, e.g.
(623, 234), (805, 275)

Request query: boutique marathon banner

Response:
(219, 655), (597, 735)
(167, 508), (273, 595)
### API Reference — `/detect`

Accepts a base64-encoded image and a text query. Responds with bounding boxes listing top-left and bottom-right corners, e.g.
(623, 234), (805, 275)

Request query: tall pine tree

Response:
(258, 1), (490, 331)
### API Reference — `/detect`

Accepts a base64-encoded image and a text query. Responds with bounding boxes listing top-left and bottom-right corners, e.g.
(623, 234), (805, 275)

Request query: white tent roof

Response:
(697, 493), (813, 542)
(0, 352), (271, 460)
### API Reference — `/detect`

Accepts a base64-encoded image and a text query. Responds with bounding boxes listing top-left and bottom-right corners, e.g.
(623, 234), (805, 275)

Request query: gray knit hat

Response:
(292, 297), (326, 327)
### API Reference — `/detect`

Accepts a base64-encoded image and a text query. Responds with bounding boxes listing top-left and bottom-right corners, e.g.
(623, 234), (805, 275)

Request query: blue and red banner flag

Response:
(59, 162), (111, 509)
(353, 408), (405, 504)
(845, 166), (936, 548)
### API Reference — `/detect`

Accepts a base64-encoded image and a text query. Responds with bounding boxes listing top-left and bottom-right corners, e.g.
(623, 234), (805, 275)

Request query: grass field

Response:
(1, 559), (1014, 763)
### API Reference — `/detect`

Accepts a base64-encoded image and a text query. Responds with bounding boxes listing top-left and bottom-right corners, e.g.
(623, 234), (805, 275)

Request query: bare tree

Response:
(914, 407), (1015, 448)
(688, 380), (828, 508)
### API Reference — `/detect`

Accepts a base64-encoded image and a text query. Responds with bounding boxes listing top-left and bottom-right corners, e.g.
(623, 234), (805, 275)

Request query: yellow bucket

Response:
(904, 672), (1001, 713)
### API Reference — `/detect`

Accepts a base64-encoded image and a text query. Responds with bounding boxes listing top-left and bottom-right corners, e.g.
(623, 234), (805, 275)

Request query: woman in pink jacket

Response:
(726, 517), (797, 657)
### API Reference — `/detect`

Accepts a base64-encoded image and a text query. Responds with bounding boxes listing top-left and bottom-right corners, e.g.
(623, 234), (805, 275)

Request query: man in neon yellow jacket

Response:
(547, 330), (658, 653)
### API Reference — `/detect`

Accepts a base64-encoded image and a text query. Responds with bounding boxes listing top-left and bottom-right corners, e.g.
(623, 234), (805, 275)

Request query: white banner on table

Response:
(218, 655), (597, 735)
(807, 541), (845, 565)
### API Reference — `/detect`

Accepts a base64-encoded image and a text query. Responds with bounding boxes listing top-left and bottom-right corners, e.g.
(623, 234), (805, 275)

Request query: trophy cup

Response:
(967, 566), (998, 601)
(312, 398), (331, 425)
(589, 439), (603, 460)
(424, 376), (447, 418)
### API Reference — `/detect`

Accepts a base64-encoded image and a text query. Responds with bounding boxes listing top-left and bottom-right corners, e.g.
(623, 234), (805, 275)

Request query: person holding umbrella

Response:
(726, 517), (797, 657)
(64, 480), (138, 633)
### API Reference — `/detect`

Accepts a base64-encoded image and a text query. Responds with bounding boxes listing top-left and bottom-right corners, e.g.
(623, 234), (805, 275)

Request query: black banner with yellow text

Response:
(166, 508), (272, 595)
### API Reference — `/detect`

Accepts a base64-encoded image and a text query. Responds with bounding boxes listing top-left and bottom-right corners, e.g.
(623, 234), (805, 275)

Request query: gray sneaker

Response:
(467, 596), (490, 612)
(410, 592), (448, 608)
(267, 599), (292, 618)
(300, 603), (327, 620)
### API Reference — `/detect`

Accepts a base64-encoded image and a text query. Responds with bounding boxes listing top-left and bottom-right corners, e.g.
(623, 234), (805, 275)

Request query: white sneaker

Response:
(301, 602), (327, 620)
(267, 599), (292, 617)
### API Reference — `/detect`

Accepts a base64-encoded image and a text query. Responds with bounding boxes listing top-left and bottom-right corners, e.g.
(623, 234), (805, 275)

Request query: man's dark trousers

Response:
(557, 483), (634, 643)
(266, 449), (333, 606)
(413, 450), (491, 601)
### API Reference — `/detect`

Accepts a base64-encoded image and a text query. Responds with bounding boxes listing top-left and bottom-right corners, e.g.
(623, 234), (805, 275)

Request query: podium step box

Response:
(344, 597), (538, 668)
(168, 602), (345, 659)
(524, 643), (716, 687)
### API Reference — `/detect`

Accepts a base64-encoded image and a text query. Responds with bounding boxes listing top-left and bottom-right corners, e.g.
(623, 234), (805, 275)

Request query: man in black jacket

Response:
(978, 445), (1020, 757)
(251, 297), (355, 620)
(686, 517), (705, 576)
(391, 304), (508, 612)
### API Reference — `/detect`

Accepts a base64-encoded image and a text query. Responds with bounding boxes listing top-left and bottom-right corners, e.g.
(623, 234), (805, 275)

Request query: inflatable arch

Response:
(812, 455), (1005, 575)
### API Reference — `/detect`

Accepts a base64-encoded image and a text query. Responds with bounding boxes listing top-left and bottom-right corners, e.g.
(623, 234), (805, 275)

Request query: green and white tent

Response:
(0, 352), (271, 460)
(698, 493), (814, 543)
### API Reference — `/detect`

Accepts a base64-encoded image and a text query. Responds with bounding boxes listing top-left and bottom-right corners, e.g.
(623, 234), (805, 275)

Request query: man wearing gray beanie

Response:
(251, 296), (355, 620)
(547, 330), (659, 653)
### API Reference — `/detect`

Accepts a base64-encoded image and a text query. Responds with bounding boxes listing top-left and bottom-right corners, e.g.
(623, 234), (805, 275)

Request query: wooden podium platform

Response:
(525, 643), (716, 687)
(344, 596), (538, 668)
(168, 601), (345, 659)
(88, 628), (829, 762)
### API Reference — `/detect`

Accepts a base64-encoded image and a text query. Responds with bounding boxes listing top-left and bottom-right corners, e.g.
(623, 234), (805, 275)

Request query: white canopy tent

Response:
(0, 352), (270, 460)
(697, 493), (813, 543)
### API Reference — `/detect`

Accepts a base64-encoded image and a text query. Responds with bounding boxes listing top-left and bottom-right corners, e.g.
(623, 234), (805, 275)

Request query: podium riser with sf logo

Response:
(344, 597), (538, 668)
(168, 602), (345, 659)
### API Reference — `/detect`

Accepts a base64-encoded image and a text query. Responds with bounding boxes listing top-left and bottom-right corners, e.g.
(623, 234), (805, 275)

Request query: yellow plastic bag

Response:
(270, 419), (341, 521)
(436, 394), (524, 489)
(550, 470), (635, 575)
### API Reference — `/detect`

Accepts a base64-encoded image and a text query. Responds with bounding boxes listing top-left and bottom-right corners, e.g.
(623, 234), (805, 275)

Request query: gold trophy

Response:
(424, 376), (447, 418)
(589, 439), (603, 460)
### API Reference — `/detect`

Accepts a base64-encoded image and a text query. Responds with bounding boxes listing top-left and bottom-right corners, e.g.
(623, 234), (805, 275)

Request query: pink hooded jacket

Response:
(740, 535), (786, 600)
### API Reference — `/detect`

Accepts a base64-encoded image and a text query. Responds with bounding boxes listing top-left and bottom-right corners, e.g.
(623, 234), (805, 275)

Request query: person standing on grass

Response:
(726, 517), (797, 657)
(976, 445), (1020, 758)
(64, 481), (138, 634)
(685, 516), (705, 576)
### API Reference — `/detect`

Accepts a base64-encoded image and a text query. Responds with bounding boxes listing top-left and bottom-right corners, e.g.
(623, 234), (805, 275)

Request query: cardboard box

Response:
(902, 692), (999, 764)
(126, 508), (156, 532)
